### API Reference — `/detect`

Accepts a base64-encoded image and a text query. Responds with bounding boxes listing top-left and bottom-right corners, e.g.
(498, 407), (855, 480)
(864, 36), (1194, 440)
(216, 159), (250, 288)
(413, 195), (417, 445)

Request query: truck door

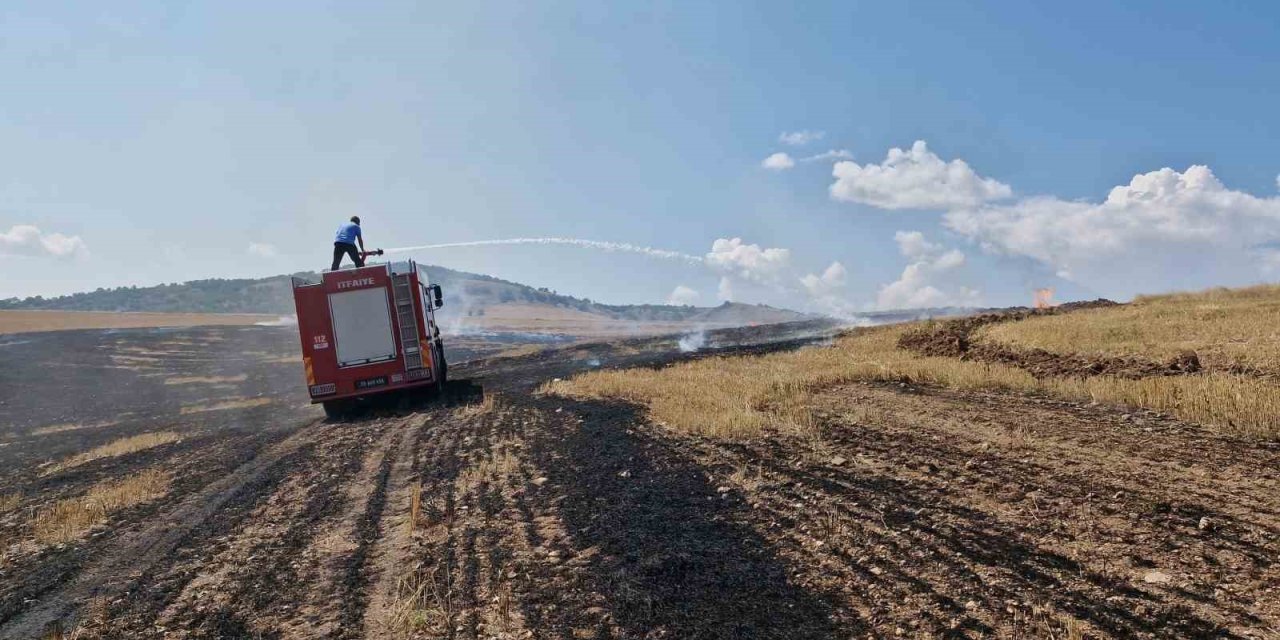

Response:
(328, 287), (398, 367)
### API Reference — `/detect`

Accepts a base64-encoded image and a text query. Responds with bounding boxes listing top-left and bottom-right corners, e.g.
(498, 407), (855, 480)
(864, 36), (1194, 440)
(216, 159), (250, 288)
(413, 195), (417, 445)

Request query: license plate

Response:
(356, 376), (388, 390)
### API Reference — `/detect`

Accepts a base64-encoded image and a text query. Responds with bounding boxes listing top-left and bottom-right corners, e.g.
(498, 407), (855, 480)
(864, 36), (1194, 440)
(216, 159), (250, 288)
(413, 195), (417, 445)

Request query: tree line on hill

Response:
(0, 264), (771, 323)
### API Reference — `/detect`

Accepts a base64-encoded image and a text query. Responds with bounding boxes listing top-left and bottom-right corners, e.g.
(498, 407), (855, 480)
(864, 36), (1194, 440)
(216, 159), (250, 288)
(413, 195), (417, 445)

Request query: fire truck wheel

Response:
(322, 400), (349, 420)
(436, 342), (448, 385)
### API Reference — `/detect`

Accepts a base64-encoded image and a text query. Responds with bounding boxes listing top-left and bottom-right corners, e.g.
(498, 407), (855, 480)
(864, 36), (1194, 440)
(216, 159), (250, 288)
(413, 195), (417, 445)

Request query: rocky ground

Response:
(0, 320), (1276, 639)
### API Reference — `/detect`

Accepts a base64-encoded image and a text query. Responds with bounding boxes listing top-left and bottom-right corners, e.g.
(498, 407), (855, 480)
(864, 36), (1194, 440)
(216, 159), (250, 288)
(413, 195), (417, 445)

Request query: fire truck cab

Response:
(291, 259), (446, 417)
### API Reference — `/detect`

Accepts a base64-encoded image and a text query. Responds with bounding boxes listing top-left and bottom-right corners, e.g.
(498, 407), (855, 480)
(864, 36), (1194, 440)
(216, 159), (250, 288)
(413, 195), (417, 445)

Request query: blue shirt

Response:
(334, 221), (362, 245)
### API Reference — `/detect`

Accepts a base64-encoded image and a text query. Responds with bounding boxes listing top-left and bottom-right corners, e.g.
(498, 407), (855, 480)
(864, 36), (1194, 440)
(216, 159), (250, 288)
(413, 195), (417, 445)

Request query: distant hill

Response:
(0, 264), (812, 327)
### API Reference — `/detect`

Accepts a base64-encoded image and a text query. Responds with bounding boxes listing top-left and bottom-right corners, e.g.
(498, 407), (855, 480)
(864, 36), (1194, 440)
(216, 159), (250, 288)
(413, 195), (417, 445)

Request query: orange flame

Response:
(1033, 288), (1055, 309)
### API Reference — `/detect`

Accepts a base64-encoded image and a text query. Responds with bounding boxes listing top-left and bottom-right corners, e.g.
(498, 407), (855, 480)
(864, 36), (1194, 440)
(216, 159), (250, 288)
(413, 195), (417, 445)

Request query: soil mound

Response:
(896, 300), (1205, 379)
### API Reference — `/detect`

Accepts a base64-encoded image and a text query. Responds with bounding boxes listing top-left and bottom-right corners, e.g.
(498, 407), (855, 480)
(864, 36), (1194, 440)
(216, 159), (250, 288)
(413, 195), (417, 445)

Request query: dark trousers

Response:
(332, 242), (363, 270)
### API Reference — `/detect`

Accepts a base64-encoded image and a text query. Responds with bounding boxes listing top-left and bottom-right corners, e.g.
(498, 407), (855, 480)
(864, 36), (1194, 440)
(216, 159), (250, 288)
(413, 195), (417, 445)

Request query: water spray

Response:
(382, 238), (704, 265)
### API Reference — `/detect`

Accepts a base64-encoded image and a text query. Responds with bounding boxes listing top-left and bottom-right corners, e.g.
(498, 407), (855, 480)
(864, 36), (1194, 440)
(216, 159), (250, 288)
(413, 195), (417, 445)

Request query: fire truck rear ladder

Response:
(391, 274), (424, 371)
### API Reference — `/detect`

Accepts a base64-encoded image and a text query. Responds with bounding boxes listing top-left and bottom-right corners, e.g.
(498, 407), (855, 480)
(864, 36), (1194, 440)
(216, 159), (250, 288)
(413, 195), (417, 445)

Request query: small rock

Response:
(618, 470), (631, 478)
(532, 477), (548, 487)
(869, 566), (883, 575)
(829, 456), (848, 466)
(1143, 571), (1171, 584)
(964, 600), (978, 610)
(716, 486), (731, 494)
(1198, 516), (1214, 531)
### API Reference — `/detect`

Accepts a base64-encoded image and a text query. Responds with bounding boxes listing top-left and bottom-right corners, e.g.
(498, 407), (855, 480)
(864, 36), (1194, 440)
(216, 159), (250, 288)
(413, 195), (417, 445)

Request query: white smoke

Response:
(384, 237), (703, 264)
(678, 329), (707, 352)
(255, 315), (298, 327)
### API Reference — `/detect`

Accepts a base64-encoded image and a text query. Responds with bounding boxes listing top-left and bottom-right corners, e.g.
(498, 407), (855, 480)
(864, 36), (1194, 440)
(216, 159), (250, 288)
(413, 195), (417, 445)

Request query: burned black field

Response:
(0, 319), (1276, 639)
(0, 322), (845, 639)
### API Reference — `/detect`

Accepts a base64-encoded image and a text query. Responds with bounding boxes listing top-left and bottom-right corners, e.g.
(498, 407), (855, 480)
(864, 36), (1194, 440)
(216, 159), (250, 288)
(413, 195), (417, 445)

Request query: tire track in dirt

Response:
(362, 396), (620, 639)
(360, 406), (466, 637)
(147, 418), (402, 638)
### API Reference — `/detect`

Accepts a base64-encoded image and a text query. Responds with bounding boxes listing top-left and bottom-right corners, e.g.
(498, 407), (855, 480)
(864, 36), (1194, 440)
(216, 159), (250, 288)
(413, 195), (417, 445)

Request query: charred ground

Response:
(0, 316), (1276, 639)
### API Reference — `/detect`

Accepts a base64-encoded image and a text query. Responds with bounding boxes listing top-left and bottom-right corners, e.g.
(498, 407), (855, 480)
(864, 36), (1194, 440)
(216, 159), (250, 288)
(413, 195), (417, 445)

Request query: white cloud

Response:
(248, 242), (279, 258)
(761, 152), (796, 171)
(0, 225), (87, 258)
(830, 140), (1012, 210)
(802, 149), (853, 163)
(876, 231), (978, 310)
(705, 237), (792, 284)
(779, 130), (825, 146)
(893, 230), (940, 260)
(800, 261), (847, 297)
(944, 165), (1280, 296)
(667, 284), (699, 306)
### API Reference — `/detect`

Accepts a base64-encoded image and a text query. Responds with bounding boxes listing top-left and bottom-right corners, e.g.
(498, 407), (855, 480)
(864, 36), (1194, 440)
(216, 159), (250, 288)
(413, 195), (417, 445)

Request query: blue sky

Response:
(4, 1), (1280, 311)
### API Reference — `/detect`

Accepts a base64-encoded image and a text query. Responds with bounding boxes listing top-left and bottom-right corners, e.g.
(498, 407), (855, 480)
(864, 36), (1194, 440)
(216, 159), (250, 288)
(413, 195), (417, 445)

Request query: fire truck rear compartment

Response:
(329, 287), (397, 367)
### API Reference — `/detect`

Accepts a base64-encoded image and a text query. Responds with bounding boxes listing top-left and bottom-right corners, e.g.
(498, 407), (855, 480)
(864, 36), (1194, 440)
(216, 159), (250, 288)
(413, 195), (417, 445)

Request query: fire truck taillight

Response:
(309, 383), (336, 397)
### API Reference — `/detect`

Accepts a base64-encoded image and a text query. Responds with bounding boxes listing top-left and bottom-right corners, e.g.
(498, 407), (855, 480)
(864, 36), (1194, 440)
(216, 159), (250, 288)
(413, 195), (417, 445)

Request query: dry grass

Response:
(979, 284), (1280, 372)
(455, 441), (520, 496)
(30, 421), (119, 436)
(388, 561), (456, 637)
(1044, 373), (1280, 439)
(180, 397), (273, 414)
(31, 469), (169, 544)
(164, 374), (248, 386)
(495, 344), (548, 359)
(407, 483), (422, 536)
(0, 492), (20, 513)
(543, 326), (1036, 439)
(546, 322), (1280, 439)
(44, 431), (182, 475)
(0, 310), (273, 335)
(453, 393), (499, 420)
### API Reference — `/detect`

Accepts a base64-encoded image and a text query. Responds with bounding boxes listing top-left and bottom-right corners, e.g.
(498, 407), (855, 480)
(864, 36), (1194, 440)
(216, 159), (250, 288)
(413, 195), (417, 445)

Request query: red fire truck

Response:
(291, 257), (447, 417)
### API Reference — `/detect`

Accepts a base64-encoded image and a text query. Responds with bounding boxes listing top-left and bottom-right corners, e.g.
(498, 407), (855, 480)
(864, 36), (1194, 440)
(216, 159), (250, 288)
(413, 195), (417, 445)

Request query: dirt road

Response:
(1, 322), (1276, 638)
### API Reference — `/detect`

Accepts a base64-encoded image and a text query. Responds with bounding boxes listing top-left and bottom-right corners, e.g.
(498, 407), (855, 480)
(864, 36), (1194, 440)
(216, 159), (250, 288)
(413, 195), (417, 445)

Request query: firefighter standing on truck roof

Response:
(332, 216), (365, 270)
